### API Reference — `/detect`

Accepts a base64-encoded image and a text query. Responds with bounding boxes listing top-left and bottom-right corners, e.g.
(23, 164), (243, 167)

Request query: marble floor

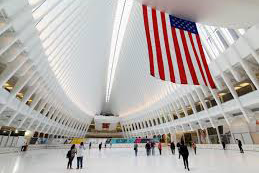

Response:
(0, 147), (259, 173)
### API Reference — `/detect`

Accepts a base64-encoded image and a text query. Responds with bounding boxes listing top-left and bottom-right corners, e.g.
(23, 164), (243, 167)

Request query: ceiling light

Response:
(218, 93), (226, 96)
(4, 83), (10, 87)
(106, 0), (133, 102)
(239, 83), (250, 87)
(234, 86), (241, 90)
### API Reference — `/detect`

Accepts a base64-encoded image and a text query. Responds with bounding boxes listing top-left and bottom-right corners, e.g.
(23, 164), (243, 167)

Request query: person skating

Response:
(67, 144), (77, 169)
(89, 142), (92, 150)
(222, 141), (226, 150)
(99, 142), (102, 151)
(177, 142), (181, 159)
(236, 139), (244, 153)
(170, 141), (175, 155)
(180, 142), (190, 171)
(158, 141), (162, 155)
(151, 141), (155, 155)
(145, 141), (151, 156)
(134, 142), (138, 156)
(192, 142), (197, 155)
(77, 142), (86, 169)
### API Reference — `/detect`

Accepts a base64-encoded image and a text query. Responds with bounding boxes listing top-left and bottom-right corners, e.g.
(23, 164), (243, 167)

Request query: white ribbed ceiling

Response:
(31, 0), (257, 117)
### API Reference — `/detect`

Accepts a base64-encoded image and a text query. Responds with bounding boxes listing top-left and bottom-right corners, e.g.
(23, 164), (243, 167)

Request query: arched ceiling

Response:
(137, 0), (259, 28)
(33, 0), (259, 117)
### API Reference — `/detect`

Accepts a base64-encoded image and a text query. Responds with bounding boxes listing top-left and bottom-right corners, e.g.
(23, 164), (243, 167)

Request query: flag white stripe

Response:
(156, 10), (170, 81)
(192, 34), (209, 85)
(175, 29), (194, 85)
(165, 13), (181, 83)
(147, 7), (160, 78)
(184, 31), (206, 86)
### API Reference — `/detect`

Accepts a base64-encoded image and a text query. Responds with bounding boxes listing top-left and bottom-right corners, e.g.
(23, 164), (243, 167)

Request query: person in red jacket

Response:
(158, 141), (162, 155)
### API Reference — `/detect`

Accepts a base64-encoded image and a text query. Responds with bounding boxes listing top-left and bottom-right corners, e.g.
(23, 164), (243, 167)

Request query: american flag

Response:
(142, 5), (216, 88)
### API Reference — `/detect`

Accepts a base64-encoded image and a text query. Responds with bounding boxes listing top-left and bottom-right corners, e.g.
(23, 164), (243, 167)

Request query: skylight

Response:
(106, 0), (133, 102)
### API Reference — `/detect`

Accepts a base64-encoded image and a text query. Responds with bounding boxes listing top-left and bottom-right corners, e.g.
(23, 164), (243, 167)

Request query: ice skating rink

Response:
(0, 147), (259, 173)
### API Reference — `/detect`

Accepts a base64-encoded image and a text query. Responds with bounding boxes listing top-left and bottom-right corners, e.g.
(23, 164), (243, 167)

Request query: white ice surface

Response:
(0, 147), (259, 173)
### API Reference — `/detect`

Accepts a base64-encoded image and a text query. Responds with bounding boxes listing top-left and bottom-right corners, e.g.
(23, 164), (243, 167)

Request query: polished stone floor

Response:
(0, 146), (259, 173)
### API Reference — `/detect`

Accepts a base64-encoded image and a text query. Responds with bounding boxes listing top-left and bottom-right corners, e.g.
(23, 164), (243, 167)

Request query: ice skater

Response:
(180, 142), (190, 171)
(89, 142), (92, 149)
(134, 142), (138, 156)
(222, 141), (226, 150)
(67, 144), (77, 169)
(177, 142), (181, 159)
(170, 141), (175, 155)
(158, 141), (162, 155)
(192, 142), (197, 155)
(151, 141), (155, 155)
(145, 141), (151, 156)
(99, 142), (102, 151)
(236, 139), (244, 153)
(77, 142), (86, 169)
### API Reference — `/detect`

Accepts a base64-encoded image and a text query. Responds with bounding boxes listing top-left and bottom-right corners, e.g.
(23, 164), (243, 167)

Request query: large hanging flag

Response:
(142, 5), (216, 88)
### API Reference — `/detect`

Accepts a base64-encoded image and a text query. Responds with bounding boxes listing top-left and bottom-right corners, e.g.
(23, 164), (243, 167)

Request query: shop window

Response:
(187, 108), (193, 115)
(222, 92), (234, 102)
(236, 82), (254, 97)
(179, 112), (185, 118)
(210, 99), (217, 107)
(3, 76), (17, 92)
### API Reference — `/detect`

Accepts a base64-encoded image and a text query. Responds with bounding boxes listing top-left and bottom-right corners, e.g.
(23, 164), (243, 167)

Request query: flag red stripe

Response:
(196, 35), (216, 88)
(142, 5), (155, 76)
(180, 30), (199, 85)
(152, 9), (165, 80)
(160, 12), (175, 82)
(188, 32), (208, 86)
(171, 28), (187, 84)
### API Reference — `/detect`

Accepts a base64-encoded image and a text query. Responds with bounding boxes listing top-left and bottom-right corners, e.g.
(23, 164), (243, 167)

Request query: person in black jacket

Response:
(236, 139), (244, 153)
(170, 142), (175, 154)
(179, 142), (190, 171)
(222, 141), (226, 150)
(176, 142), (181, 159)
(145, 141), (151, 156)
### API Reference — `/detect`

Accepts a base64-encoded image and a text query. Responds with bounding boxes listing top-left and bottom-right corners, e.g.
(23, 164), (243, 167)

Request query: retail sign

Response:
(102, 123), (110, 129)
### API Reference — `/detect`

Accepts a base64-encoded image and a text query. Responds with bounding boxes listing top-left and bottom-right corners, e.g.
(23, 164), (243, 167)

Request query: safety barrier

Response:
(196, 144), (259, 152)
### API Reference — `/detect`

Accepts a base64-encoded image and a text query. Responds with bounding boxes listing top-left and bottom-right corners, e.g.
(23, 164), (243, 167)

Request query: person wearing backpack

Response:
(134, 142), (138, 156)
(67, 144), (77, 169)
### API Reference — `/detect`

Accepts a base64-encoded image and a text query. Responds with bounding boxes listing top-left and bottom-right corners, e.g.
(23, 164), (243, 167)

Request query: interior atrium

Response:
(0, 0), (259, 173)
